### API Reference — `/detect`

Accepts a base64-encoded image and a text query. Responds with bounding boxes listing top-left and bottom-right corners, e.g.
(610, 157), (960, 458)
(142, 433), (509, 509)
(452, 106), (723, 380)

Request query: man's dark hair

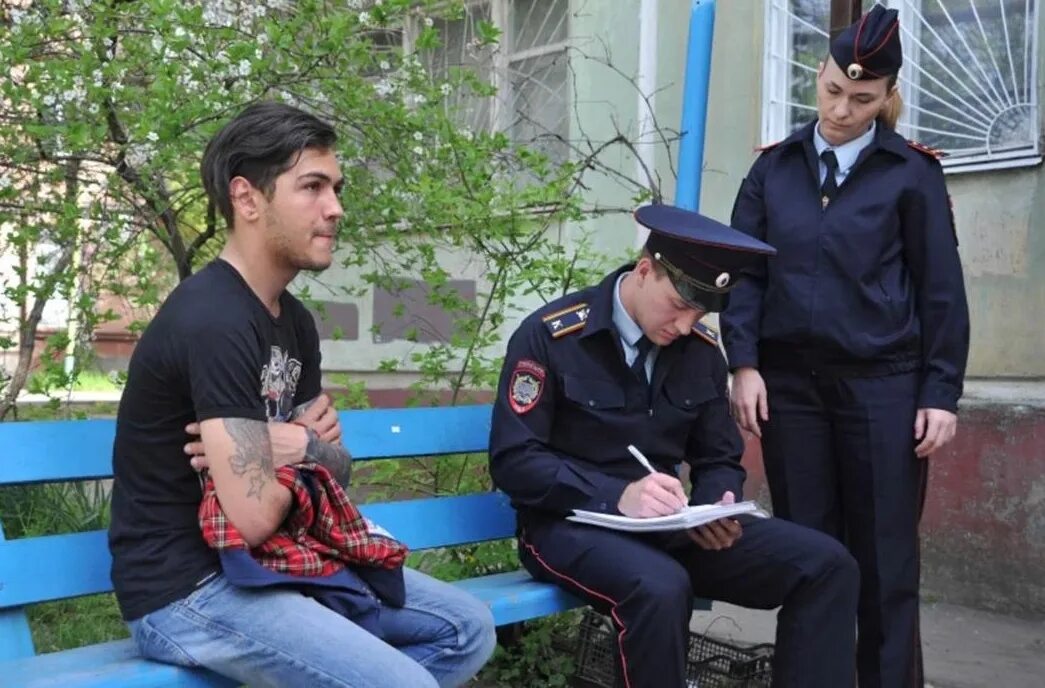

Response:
(201, 101), (337, 228)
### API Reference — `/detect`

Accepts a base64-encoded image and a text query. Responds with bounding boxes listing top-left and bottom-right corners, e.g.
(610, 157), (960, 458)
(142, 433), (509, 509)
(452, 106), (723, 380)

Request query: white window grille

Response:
(763, 0), (1041, 173)
(417, 0), (570, 163)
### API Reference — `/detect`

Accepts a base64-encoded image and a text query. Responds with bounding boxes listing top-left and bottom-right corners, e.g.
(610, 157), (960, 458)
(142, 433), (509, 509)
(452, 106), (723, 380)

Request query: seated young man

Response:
(108, 102), (496, 688)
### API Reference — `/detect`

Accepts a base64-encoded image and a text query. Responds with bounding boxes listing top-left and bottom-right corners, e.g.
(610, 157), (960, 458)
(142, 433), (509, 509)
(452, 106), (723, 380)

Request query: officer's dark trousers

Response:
(761, 369), (927, 688)
(519, 515), (858, 688)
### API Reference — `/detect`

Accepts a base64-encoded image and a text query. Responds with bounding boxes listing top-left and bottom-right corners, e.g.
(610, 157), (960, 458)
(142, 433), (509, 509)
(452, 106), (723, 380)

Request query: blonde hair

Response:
(878, 77), (903, 130)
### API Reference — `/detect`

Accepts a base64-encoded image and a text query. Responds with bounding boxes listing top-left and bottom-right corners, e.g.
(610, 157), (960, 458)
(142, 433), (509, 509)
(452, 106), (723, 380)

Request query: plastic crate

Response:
(572, 610), (773, 688)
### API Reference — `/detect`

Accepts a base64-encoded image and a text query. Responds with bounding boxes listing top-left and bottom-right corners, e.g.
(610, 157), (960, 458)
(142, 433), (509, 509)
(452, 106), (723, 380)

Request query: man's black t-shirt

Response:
(109, 259), (322, 621)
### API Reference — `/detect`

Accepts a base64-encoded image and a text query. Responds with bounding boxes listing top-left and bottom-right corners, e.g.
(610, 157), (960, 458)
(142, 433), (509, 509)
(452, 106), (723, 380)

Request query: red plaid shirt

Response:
(199, 463), (407, 576)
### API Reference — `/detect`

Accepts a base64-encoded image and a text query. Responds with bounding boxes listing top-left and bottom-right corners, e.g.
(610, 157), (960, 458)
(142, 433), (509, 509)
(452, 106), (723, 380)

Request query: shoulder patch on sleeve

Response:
(508, 359), (546, 414)
(907, 139), (948, 159)
(541, 303), (589, 338)
(691, 320), (720, 347)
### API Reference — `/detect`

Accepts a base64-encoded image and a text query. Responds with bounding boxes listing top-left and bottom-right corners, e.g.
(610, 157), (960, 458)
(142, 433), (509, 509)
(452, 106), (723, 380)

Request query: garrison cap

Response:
(634, 204), (776, 313)
(831, 3), (903, 81)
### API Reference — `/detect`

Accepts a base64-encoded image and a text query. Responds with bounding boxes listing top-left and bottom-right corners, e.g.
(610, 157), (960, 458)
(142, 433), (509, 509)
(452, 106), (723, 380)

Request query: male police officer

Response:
(490, 205), (860, 688)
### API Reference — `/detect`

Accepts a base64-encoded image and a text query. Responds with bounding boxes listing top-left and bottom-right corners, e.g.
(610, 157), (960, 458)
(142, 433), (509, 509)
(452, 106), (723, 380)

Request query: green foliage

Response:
(0, 1), (660, 679)
(29, 594), (129, 654)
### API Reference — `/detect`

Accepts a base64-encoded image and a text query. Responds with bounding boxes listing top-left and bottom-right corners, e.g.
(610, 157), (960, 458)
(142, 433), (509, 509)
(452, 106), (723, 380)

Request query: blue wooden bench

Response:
(0, 403), (710, 687)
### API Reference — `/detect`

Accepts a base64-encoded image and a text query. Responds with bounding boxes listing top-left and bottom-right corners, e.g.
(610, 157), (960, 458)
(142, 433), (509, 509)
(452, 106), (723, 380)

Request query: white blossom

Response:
(374, 79), (393, 97)
(379, 60), (391, 71)
(440, 83), (452, 96)
(358, 11), (372, 26)
(412, 146), (424, 156)
(125, 144), (154, 168)
(424, 17), (434, 27)
(42, 93), (56, 107)
(413, 131), (423, 141)
(237, 60), (251, 77)
(146, 131), (159, 142)
(414, 93), (427, 105)
(0, 176), (11, 191)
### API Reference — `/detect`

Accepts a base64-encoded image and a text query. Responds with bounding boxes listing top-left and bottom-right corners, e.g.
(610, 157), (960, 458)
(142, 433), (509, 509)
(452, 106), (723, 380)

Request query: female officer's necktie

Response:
(820, 150), (839, 208)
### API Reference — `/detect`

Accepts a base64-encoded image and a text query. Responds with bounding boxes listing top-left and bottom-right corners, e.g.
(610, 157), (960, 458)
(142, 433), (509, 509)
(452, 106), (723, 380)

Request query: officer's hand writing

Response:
(913, 408), (957, 458)
(688, 491), (743, 550)
(730, 367), (768, 438)
(618, 473), (688, 518)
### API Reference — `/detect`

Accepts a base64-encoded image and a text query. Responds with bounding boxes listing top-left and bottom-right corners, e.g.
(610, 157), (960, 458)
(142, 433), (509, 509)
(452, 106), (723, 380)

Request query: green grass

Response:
(28, 595), (129, 653)
(71, 370), (124, 392)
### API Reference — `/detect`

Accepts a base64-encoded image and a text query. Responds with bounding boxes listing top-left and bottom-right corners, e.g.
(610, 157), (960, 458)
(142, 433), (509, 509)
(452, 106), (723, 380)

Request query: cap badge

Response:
(847, 63), (864, 80)
(715, 272), (731, 288)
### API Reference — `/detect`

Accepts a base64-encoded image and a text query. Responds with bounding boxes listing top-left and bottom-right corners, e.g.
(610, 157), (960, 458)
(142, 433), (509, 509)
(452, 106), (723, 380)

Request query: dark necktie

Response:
(630, 335), (654, 383)
(820, 149), (839, 208)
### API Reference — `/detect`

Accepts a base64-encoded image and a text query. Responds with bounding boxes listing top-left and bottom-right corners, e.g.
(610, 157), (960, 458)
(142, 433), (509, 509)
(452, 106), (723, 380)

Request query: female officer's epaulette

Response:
(907, 139), (948, 159)
(542, 303), (590, 338)
(691, 320), (720, 347)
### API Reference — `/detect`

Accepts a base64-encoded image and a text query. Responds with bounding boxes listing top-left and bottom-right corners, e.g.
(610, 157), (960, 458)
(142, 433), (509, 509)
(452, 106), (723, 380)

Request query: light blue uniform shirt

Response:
(613, 272), (657, 381)
(814, 120), (877, 187)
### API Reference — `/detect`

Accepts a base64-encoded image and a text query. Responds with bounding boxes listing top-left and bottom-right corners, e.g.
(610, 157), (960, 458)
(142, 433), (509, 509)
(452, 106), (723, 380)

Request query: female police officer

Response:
(721, 5), (969, 687)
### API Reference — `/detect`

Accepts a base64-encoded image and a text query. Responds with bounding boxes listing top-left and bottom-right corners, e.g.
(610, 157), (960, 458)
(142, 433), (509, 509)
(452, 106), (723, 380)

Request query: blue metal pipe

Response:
(675, 0), (716, 211)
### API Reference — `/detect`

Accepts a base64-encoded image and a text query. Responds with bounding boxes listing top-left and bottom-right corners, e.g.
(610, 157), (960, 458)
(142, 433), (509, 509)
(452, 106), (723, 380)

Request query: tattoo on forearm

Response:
(222, 418), (274, 500)
(304, 427), (354, 486)
(290, 399), (315, 419)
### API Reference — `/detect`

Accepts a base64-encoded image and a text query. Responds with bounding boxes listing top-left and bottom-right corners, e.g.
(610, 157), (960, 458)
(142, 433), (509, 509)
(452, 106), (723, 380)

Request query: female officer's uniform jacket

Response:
(721, 120), (970, 411)
(488, 265), (745, 526)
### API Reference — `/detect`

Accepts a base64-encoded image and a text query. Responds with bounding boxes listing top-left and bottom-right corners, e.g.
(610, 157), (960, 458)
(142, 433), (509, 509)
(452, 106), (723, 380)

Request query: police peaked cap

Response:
(634, 204), (776, 313)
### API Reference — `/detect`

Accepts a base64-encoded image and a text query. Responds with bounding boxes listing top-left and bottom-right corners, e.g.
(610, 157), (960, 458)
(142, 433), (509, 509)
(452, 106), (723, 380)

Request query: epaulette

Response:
(907, 139), (948, 159)
(542, 303), (589, 338)
(691, 320), (720, 347)
(754, 140), (780, 153)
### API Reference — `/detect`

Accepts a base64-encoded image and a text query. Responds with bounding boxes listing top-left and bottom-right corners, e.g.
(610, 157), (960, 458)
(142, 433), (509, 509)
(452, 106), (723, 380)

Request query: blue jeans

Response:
(128, 567), (497, 688)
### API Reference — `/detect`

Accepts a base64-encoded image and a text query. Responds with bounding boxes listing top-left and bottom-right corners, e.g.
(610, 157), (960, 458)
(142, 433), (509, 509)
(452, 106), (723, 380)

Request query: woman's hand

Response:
(730, 367), (769, 438)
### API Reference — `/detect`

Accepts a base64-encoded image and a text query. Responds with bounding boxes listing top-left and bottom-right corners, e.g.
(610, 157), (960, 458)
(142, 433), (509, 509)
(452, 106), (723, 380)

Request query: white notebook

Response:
(568, 501), (769, 532)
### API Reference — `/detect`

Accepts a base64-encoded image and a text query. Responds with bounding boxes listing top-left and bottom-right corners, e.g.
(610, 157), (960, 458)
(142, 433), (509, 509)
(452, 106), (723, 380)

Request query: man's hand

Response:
(914, 408), (957, 458)
(618, 473), (688, 518)
(293, 393), (342, 444)
(687, 491), (743, 551)
(185, 421), (308, 471)
(185, 422), (207, 471)
(730, 367), (769, 438)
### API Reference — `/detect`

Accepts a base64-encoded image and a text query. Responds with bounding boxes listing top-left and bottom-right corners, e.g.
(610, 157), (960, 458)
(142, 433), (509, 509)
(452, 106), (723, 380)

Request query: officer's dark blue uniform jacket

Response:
(721, 120), (970, 411)
(489, 266), (745, 525)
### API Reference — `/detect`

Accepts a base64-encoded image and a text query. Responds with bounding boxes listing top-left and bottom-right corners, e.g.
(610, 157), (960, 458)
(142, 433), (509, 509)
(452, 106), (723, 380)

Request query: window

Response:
(763, 0), (1041, 172)
(419, 0), (570, 163)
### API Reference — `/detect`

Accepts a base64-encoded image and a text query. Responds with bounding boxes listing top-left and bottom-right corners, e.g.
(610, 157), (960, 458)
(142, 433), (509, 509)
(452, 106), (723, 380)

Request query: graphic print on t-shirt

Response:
(260, 345), (302, 421)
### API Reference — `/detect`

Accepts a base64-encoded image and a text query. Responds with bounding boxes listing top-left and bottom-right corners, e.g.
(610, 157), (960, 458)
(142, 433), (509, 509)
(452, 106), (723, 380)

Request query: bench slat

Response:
(0, 639), (238, 688)
(0, 493), (517, 609)
(0, 405), (492, 485)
